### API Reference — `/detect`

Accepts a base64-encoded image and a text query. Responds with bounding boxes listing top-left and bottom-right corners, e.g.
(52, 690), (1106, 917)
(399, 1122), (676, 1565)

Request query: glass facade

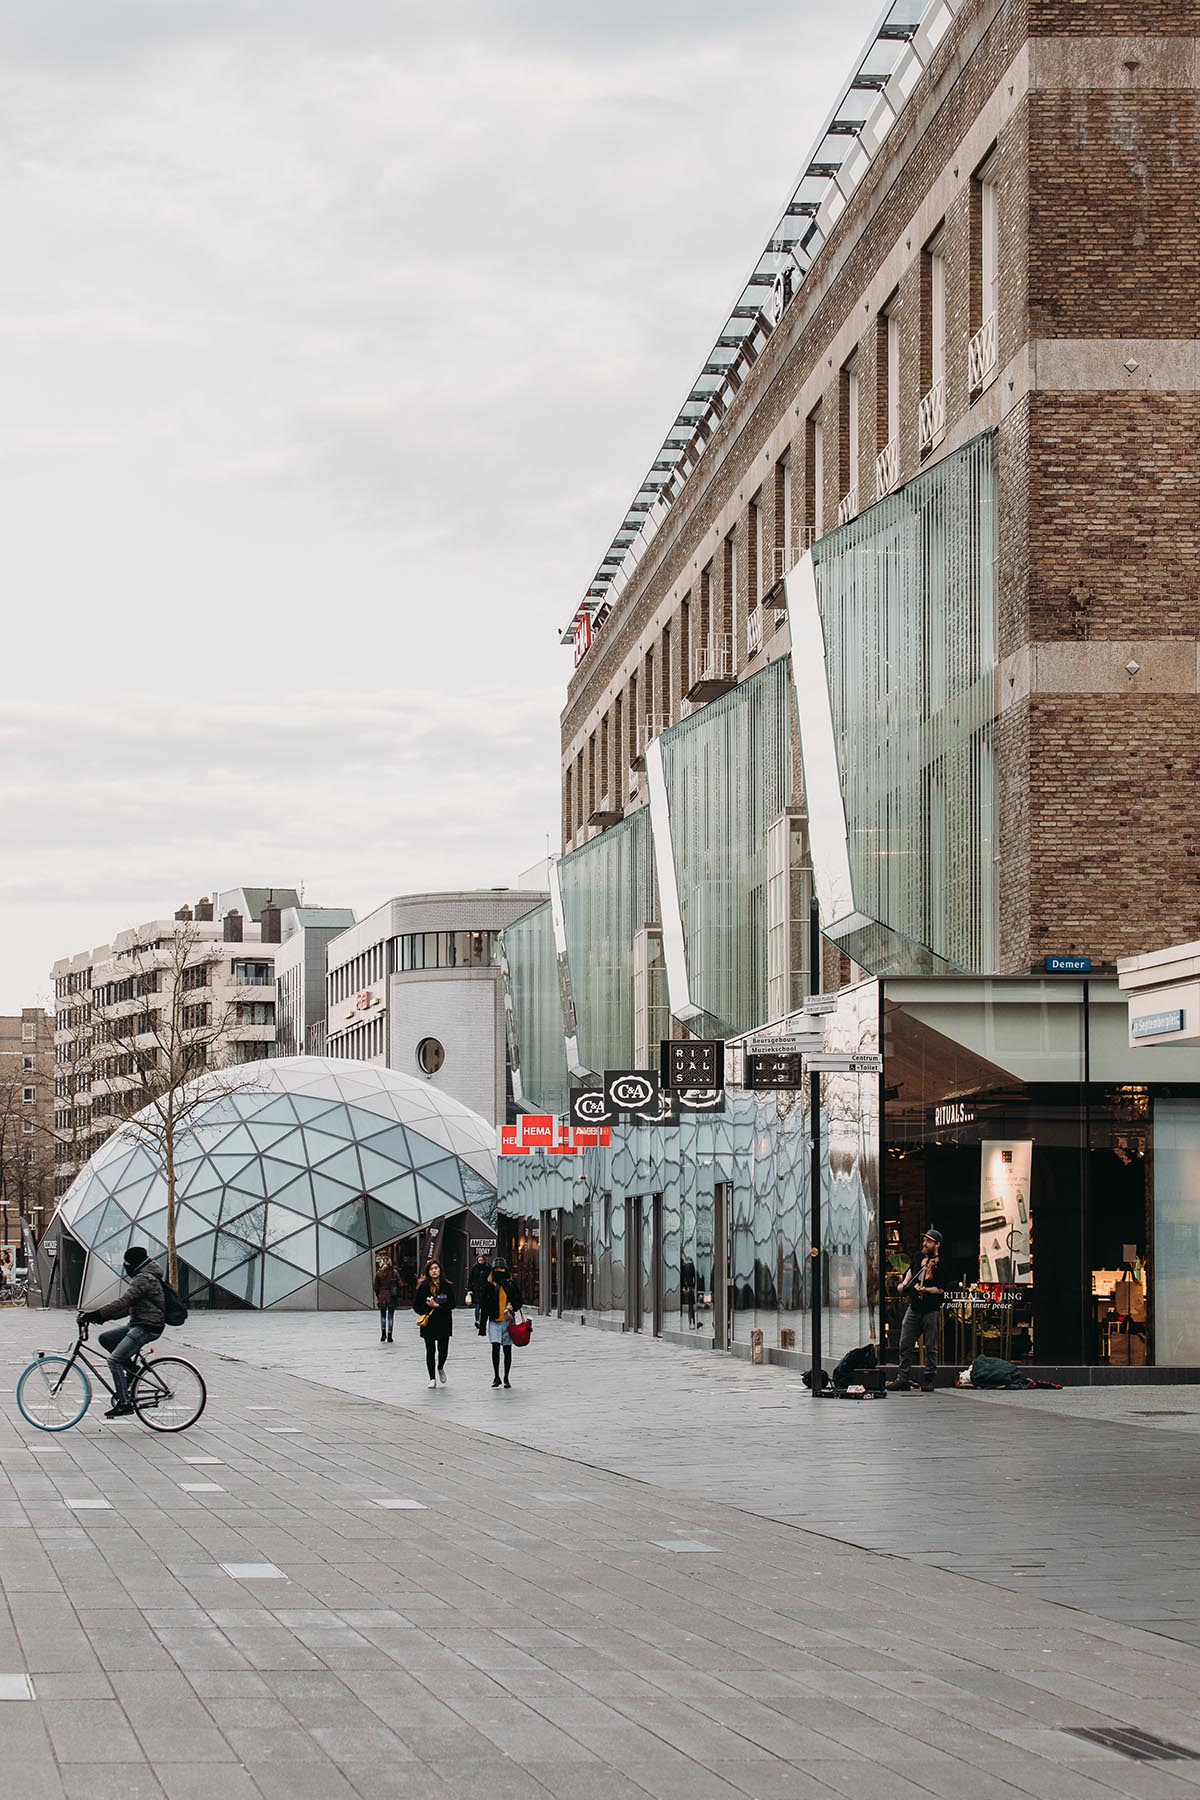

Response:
(501, 903), (569, 1117)
(796, 430), (998, 975)
(557, 808), (657, 1077)
(656, 657), (793, 1034)
(55, 1058), (497, 1311)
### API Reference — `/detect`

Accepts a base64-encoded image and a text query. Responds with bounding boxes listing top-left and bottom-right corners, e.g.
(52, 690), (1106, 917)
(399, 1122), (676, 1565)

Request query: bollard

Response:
(750, 1327), (764, 1365)
(780, 1328), (796, 1350)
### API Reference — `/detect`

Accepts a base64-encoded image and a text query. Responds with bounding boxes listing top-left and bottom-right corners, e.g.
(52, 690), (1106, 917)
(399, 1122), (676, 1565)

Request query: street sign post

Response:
(745, 1053), (805, 1090)
(660, 1039), (725, 1092)
(746, 1032), (822, 1056)
(805, 1052), (883, 1074)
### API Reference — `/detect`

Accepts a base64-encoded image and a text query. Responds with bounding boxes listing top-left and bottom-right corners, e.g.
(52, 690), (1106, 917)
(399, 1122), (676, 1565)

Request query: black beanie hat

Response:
(123, 1244), (150, 1272)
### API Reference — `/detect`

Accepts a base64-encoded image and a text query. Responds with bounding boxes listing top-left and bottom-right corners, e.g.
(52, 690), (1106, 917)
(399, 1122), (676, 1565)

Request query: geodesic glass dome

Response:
(55, 1057), (497, 1309)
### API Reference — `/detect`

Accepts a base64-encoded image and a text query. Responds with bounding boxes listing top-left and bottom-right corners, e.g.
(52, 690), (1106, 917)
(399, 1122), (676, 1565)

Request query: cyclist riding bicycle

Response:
(79, 1244), (165, 1420)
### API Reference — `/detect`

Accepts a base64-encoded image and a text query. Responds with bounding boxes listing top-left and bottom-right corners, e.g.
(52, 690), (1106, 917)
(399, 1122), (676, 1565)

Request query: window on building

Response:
(237, 1001), (275, 1026)
(233, 960), (273, 986)
(749, 494), (764, 603)
(773, 453), (792, 576)
(921, 226), (947, 452)
(22, 1119), (33, 1135)
(22, 1087), (34, 1104)
(21, 1022), (35, 1041)
(181, 961), (209, 992)
(840, 354), (860, 513)
(182, 1003), (211, 1030)
(22, 1056), (33, 1072)
(806, 409), (824, 540)
(722, 532), (736, 640)
(970, 150), (999, 391)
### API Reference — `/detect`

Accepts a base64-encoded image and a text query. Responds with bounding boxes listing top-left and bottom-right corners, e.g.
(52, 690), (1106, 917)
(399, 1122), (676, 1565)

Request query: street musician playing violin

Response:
(887, 1228), (946, 1392)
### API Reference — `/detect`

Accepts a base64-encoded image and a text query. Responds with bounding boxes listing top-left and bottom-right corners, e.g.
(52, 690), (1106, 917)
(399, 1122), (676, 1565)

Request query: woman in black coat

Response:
(412, 1258), (455, 1389)
(477, 1257), (523, 1389)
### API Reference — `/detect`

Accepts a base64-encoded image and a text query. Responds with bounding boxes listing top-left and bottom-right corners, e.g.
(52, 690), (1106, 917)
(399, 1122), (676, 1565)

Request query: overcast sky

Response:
(2, 0), (881, 1011)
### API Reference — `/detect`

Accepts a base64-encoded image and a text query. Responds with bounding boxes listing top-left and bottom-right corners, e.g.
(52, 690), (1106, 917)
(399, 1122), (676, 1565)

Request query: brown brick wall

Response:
(1029, 91), (1199, 338)
(1028, 392), (1200, 642)
(1028, 0), (1199, 34)
(1026, 695), (1200, 962)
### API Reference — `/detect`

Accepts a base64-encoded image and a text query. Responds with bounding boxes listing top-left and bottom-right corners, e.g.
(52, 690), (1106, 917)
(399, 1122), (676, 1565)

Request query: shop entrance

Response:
(712, 1182), (732, 1351)
(540, 1209), (561, 1318)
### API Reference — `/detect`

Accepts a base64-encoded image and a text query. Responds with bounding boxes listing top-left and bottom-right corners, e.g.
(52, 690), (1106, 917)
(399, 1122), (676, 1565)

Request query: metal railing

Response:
(918, 377), (945, 453)
(836, 487), (859, 527)
(875, 437), (898, 499)
(968, 311), (997, 391)
(747, 607), (764, 656)
(693, 633), (734, 686)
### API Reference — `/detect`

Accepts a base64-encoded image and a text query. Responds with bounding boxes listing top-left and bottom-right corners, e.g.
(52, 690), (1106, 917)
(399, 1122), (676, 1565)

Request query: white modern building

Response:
(51, 888), (350, 1195)
(324, 890), (547, 1127)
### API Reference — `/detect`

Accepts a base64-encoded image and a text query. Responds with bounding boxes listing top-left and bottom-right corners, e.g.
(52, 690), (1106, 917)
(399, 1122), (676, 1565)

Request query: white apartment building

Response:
(50, 887), (346, 1196)
(324, 890), (546, 1127)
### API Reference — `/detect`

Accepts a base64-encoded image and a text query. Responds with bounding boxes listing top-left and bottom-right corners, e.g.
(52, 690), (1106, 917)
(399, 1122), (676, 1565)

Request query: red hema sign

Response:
(519, 1115), (555, 1148)
(499, 1126), (529, 1157)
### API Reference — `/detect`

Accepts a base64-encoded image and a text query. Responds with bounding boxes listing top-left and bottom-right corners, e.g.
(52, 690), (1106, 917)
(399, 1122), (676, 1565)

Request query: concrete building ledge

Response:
(999, 639), (1200, 708)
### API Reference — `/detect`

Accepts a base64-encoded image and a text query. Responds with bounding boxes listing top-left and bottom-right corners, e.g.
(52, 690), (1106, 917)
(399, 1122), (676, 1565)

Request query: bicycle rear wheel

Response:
(131, 1356), (206, 1432)
(17, 1355), (91, 1431)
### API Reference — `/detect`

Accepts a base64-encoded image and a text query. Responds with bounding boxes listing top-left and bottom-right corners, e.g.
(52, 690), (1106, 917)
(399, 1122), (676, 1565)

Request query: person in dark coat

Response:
(412, 1258), (455, 1389)
(468, 1251), (490, 1335)
(477, 1257), (523, 1390)
(373, 1255), (398, 1343)
(80, 1244), (166, 1419)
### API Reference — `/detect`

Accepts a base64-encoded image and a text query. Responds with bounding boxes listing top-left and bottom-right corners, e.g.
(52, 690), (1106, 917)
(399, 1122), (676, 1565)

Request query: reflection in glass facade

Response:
(501, 902), (569, 1117)
(498, 984), (881, 1366)
(656, 657), (793, 1034)
(558, 808), (657, 1077)
(796, 430), (998, 975)
(55, 1058), (497, 1310)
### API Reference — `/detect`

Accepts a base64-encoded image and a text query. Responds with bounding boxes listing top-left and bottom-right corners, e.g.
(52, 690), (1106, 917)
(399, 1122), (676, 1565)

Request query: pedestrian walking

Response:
(887, 1228), (947, 1392)
(468, 1250), (490, 1335)
(374, 1254), (399, 1343)
(413, 1257), (455, 1388)
(478, 1256), (523, 1390)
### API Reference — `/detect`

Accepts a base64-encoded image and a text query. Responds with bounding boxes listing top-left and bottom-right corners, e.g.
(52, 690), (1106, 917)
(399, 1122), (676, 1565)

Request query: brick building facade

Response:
(0, 1008), (55, 1263)
(560, 0), (1199, 976)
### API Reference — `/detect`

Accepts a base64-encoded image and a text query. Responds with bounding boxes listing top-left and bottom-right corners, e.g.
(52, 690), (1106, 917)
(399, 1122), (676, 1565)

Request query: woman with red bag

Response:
(478, 1257), (523, 1390)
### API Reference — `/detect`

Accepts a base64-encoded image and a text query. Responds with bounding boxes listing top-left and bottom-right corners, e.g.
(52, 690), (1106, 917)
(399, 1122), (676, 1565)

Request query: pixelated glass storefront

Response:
(883, 978), (1200, 1372)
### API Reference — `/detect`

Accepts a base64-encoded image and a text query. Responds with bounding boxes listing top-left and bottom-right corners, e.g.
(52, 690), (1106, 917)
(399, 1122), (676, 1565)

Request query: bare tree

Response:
(56, 923), (249, 1287)
(0, 1068), (55, 1253)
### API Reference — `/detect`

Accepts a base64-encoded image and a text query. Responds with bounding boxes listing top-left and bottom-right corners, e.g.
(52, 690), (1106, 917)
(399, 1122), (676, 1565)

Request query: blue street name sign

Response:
(1045, 955), (1092, 973)
(1131, 1009), (1185, 1039)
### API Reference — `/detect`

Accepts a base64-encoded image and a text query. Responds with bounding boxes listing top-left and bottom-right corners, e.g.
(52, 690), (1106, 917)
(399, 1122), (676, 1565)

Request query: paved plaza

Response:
(1, 1307), (1200, 1799)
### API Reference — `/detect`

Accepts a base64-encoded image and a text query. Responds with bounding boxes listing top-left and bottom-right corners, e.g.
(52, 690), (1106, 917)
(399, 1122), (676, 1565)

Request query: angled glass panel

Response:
(358, 1144), (409, 1193)
(311, 1145), (363, 1188)
(175, 1206), (215, 1246)
(180, 1159), (221, 1197)
(266, 1223), (318, 1275)
(323, 1199), (370, 1245)
(214, 1251), (260, 1305)
(262, 1160), (314, 1199)
(221, 1204), (267, 1245)
(289, 1094), (341, 1123)
(263, 1205), (314, 1246)
(367, 1199), (418, 1247)
(310, 1170), (359, 1213)
(414, 1176), (462, 1219)
(317, 1225), (363, 1273)
(261, 1170), (316, 1215)
(214, 1235), (258, 1279)
(403, 1130), (459, 1174)
(417, 1157), (465, 1203)
(369, 1172), (419, 1215)
(261, 1254), (312, 1306)
(247, 1121), (298, 1153)
(179, 1229), (219, 1278)
(353, 1122), (410, 1160)
(300, 1128), (350, 1167)
(135, 1210), (168, 1251)
(300, 1104), (359, 1140)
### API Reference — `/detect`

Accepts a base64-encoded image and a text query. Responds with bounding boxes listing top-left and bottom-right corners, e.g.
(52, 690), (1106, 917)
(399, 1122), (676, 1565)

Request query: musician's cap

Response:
(922, 1228), (943, 1244)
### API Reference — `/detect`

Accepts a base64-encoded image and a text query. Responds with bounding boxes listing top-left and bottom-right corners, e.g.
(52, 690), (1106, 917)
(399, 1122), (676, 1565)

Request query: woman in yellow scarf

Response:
(478, 1256), (523, 1389)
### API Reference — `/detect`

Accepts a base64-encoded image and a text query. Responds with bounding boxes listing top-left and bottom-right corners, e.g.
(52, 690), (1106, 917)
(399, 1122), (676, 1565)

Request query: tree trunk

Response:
(165, 1114), (178, 1289)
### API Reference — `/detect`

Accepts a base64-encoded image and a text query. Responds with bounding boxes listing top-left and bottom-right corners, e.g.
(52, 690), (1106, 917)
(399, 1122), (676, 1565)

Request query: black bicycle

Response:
(16, 1319), (207, 1434)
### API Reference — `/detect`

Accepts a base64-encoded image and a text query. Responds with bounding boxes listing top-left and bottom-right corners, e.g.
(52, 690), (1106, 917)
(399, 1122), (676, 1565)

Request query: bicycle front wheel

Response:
(17, 1355), (91, 1431)
(131, 1357), (206, 1432)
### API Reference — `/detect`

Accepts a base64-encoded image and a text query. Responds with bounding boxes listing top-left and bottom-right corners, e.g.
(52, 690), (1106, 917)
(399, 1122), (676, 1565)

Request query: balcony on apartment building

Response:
(875, 438), (898, 501)
(918, 377), (945, 455)
(836, 486), (860, 528)
(686, 632), (735, 704)
(587, 791), (623, 830)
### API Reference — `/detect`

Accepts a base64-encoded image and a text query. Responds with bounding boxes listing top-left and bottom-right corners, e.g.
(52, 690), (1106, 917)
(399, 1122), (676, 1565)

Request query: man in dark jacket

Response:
(81, 1244), (166, 1419)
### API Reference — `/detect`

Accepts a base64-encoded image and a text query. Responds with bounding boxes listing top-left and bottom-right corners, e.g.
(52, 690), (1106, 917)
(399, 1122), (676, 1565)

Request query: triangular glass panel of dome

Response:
(299, 1127), (349, 1167)
(461, 1166), (497, 1207)
(245, 1095), (301, 1126)
(178, 1229), (219, 1278)
(135, 1212), (167, 1251)
(209, 1151), (262, 1186)
(179, 1158), (221, 1198)
(265, 1222), (318, 1275)
(354, 1122), (410, 1163)
(367, 1199), (417, 1247)
(213, 1233), (258, 1278)
(70, 1198), (110, 1241)
(401, 1129), (458, 1172)
(214, 1252), (261, 1305)
(368, 1172), (419, 1215)
(168, 1182), (221, 1224)
(175, 1205), (215, 1247)
(309, 1144), (362, 1188)
(309, 1170), (359, 1215)
(357, 1145), (410, 1193)
(131, 1179), (168, 1219)
(221, 1205), (267, 1246)
(317, 1224), (363, 1274)
(418, 1158), (466, 1202)
(414, 1176), (464, 1219)
(262, 1170), (316, 1214)
(322, 1199), (370, 1245)
(246, 1120), (297, 1154)
(205, 1124), (260, 1159)
(263, 1205), (314, 1247)
(289, 1093), (340, 1123)
(299, 1103), (359, 1140)
(262, 1254), (312, 1308)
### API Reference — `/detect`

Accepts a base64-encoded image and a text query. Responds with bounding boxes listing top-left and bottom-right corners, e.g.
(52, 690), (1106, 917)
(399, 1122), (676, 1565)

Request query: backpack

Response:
(968, 1353), (1019, 1387)
(832, 1342), (878, 1390)
(159, 1276), (189, 1327)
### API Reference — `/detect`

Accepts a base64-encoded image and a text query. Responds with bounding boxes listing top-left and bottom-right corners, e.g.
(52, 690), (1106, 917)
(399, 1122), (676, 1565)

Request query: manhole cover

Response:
(1065, 1726), (1200, 1764)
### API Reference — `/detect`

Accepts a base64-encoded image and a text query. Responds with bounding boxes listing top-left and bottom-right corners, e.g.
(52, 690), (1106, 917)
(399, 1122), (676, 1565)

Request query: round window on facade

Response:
(416, 1037), (446, 1075)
